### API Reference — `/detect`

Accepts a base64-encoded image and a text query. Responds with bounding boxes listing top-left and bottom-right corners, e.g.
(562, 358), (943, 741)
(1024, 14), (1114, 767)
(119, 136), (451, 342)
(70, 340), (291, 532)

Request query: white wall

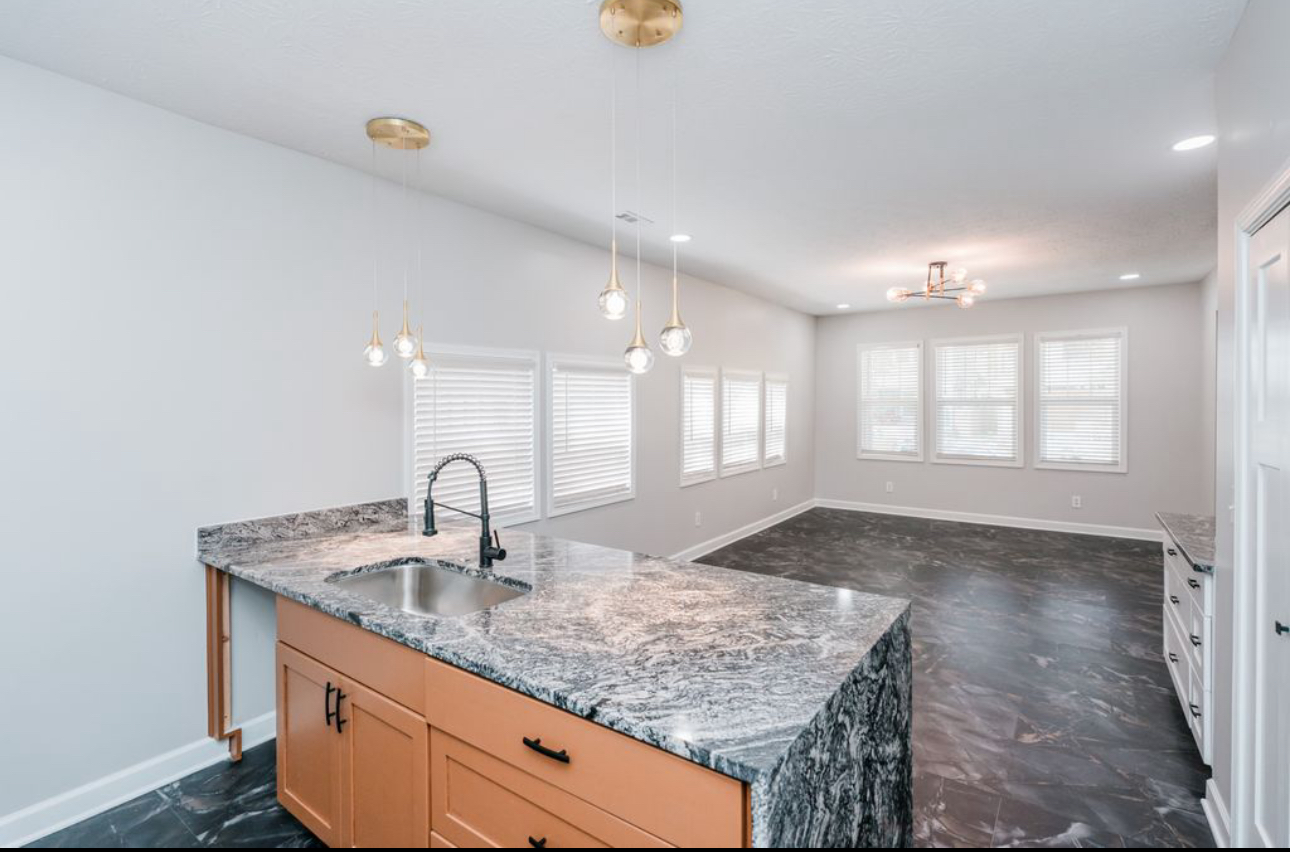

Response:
(0, 56), (814, 822)
(1199, 268), (1219, 509)
(1210, 0), (1290, 823)
(813, 283), (1209, 532)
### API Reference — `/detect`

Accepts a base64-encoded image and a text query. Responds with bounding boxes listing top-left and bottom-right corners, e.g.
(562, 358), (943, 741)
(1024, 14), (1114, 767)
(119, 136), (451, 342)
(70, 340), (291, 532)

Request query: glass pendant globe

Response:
(393, 331), (418, 359)
(956, 293), (976, 310)
(363, 342), (388, 367)
(409, 355), (430, 378)
(624, 343), (655, 374)
(659, 324), (692, 357)
(599, 286), (629, 320)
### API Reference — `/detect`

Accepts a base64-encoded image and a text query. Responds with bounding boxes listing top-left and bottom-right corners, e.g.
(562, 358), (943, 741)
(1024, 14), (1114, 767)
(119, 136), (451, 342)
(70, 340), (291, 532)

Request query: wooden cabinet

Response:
(274, 596), (748, 848)
(341, 678), (429, 848)
(276, 640), (429, 848)
(277, 643), (344, 847)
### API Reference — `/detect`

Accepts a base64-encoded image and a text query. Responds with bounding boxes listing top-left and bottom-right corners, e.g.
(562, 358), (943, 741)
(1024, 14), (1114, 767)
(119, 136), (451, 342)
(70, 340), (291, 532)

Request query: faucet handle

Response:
(488, 529), (507, 562)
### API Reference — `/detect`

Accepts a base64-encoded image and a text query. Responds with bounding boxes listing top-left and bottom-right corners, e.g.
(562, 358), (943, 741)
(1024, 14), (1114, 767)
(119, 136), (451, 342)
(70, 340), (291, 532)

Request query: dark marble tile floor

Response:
(701, 508), (1213, 848)
(29, 508), (1211, 848)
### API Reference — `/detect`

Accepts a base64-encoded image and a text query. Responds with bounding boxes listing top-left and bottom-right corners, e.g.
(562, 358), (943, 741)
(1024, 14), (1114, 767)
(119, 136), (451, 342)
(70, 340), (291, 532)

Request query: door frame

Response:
(1230, 153), (1290, 848)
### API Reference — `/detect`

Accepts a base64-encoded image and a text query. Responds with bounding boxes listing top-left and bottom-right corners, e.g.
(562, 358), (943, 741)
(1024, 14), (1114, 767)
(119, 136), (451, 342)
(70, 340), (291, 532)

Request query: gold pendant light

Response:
(409, 325), (430, 378)
(362, 117), (430, 367)
(658, 53), (691, 357)
(598, 44), (629, 320)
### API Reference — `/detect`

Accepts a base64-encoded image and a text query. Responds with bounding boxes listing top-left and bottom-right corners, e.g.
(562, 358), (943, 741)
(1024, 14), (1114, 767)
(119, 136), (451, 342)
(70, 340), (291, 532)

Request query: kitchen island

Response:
(197, 500), (912, 847)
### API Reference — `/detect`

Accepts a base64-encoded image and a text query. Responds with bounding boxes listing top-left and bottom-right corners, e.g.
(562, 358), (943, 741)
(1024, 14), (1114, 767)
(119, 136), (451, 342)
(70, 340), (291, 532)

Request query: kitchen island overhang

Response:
(197, 499), (912, 847)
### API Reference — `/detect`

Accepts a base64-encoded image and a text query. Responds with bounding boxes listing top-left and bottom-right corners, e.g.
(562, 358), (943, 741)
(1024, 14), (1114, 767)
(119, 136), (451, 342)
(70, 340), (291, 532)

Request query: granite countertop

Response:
(197, 500), (912, 846)
(1156, 512), (1216, 573)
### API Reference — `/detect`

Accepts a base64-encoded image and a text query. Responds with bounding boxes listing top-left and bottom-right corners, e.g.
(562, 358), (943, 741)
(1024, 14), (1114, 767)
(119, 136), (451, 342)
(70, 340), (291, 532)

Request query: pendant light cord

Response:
(370, 139), (378, 311)
(611, 46), (618, 247)
(670, 46), (679, 309)
(634, 44), (642, 325)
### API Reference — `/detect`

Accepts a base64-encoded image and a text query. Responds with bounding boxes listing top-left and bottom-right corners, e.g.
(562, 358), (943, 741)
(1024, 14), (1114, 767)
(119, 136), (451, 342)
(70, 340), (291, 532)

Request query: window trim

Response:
(762, 371), (789, 468)
(406, 342), (542, 526)
(718, 368), (763, 478)
(544, 352), (637, 519)
(856, 340), (925, 463)
(931, 332), (1025, 468)
(679, 365), (719, 488)
(1033, 327), (1129, 474)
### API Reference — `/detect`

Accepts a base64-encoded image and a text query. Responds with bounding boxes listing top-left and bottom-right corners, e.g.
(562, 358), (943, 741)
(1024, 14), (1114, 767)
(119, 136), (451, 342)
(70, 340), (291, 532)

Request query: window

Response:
(933, 334), (1023, 466)
(857, 342), (923, 460)
(1036, 329), (1126, 471)
(680, 367), (717, 485)
(720, 370), (762, 476)
(547, 356), (634, 516)
(763, 374), (788, 467)
(412, 347), (539, 525)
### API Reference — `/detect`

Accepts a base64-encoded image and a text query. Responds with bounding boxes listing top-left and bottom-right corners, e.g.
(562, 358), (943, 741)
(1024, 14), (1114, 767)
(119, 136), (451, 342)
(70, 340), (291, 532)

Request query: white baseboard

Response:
(670, 500), (816, 562)
(814, 498), (1162, 542)
(1202, 778), (1231, 847)
(0, 712), (276, 849)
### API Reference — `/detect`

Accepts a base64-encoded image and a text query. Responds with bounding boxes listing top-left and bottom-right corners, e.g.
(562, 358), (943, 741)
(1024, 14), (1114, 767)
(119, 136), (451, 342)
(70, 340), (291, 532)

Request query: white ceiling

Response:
(0, 0), (1244, 314)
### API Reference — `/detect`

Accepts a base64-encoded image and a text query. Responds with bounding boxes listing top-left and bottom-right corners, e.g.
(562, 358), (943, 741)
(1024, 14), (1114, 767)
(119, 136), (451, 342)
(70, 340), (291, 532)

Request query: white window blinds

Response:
(763, 374), (788, 466)
(680, 368), (717, 484)
(413, 349), (539, 524)
(721, 370), (762, 476)
(857, 342), (922, 459)
(549, 359), (634, 515)
(1037, 330), (1126, 470)
(934, 336), (1022, 465)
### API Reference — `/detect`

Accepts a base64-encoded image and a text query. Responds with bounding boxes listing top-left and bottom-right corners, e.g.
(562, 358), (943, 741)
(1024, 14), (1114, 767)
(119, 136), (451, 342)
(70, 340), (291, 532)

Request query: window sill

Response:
(547, 490), (634, 519)
(857, 452), (924, 463)
(1036, 461), (1128, 474)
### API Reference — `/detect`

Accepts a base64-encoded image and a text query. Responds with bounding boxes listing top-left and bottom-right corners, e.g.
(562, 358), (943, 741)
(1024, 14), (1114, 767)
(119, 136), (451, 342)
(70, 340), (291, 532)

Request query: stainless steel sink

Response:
(331, 563), (526, 617)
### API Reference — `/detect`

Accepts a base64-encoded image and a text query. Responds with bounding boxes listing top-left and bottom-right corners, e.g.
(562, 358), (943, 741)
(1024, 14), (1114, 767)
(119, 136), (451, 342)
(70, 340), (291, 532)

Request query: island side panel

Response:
(749, 608), (912, 848)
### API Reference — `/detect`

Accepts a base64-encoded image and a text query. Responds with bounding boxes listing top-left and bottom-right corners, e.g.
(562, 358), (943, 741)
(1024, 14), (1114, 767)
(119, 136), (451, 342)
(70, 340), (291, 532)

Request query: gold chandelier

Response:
(887, 261), (988, 309)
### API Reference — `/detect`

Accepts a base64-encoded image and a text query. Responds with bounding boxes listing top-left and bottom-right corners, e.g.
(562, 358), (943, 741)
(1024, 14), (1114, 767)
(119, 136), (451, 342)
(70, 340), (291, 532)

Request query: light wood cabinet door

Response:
(277, 643), (344, 847)
(338, 677), (430, 848)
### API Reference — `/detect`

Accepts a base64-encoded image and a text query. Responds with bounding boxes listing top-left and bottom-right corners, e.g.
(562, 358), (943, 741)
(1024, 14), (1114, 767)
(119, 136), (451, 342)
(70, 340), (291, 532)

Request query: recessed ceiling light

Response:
(1119, 272), (1141, 281)
(1172, 135), (1215, 152)
(669, 233), (691, 243)
(836, 303), (851, 310)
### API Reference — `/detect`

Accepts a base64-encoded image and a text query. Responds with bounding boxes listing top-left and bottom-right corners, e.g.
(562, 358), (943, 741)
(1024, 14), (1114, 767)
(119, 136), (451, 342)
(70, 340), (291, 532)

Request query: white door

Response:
(1248, 204), (1290, 849)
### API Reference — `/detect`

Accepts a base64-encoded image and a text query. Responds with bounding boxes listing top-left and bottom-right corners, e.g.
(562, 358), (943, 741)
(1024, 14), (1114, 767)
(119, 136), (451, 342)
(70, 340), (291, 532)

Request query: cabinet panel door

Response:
(339, 677), (430, 848)
(277, 642), (343, 847)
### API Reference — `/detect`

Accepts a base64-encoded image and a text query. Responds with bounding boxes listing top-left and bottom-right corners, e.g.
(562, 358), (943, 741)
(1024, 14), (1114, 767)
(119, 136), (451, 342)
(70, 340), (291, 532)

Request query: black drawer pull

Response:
(325, 681), (337, 727)
(1188, 578), (1201, 589)
(1167, 547), (1177, 556)
(1167, 652), (1178, 663)
(1170, 595), (1180, 605)
(1276, 621), (1288, 636)
(528, 837), (547, 848)
(334, 689), (347, 734)
(1190, 634), (1202, 648)
(1188, 703), (1202, 719)
(522, 737), (570, 764)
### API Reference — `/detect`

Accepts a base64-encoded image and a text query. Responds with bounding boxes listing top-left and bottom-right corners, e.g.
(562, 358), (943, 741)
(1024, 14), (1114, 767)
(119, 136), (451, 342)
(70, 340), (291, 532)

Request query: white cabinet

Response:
(1161, 539), (1213, 764)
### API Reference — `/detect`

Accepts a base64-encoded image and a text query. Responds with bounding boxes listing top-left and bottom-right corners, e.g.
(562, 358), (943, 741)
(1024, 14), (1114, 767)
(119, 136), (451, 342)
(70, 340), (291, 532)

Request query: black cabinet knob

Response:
(335, 689), (347, 733)
(1167, 652), (1178, 663)
(1188, 703), (1202, 719)
(528, 837), (547, 848)
(1276, 621), (1288, 636)
(1190, 634), (1202, 648)
(1167, 547), (1178, 556)
(325, 682), (337, 727)
(1170, 595), (1180, 605)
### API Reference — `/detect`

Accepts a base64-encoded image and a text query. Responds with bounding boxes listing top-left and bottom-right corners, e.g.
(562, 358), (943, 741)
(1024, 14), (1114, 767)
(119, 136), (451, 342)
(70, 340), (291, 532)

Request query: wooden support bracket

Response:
(205, 565), (243, 762)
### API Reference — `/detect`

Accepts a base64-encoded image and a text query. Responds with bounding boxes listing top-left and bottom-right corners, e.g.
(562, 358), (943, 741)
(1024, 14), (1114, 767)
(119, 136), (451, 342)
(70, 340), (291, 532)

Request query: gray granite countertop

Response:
(197, 500), (912, 846)
(1156, 512), (1216, 573)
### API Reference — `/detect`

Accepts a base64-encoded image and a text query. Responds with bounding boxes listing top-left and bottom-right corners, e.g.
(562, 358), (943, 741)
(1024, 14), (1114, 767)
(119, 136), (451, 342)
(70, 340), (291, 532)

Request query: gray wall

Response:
(813, 283), (1209, 531)
(1210, 0), (1290, 820)
(0, 56), (815, 818)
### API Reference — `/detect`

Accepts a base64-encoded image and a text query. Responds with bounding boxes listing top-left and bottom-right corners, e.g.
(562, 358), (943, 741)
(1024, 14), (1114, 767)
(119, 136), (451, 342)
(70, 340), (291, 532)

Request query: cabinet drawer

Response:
(277, 597), (425, 715)
(425, 659), (745, 848)
(1185, 598), (1208, 677)
(1186, 667), (1208, 761)
(1162, 609), (1187, 699)
(1163, 567), (1190, 627)
(432, 728), (670, 848)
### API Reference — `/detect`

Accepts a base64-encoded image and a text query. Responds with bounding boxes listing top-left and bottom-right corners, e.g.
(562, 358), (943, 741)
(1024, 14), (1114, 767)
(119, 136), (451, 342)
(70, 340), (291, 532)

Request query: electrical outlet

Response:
(772, 487), (779, 502)
(1071, 495), (1082, 509)
(886, 481), (894, 494)
(694, 511), (702, 527)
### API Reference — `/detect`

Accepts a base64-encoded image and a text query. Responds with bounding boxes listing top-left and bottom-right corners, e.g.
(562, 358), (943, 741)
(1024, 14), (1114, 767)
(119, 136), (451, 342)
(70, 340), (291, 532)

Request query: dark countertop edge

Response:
(1155, 512), (1216, 573)
(200, 551), (909, 789)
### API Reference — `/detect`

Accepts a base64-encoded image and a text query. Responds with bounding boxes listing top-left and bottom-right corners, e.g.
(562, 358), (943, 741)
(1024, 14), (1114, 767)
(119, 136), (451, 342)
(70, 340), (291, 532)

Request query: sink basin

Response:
(331, 563), (526, 617)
